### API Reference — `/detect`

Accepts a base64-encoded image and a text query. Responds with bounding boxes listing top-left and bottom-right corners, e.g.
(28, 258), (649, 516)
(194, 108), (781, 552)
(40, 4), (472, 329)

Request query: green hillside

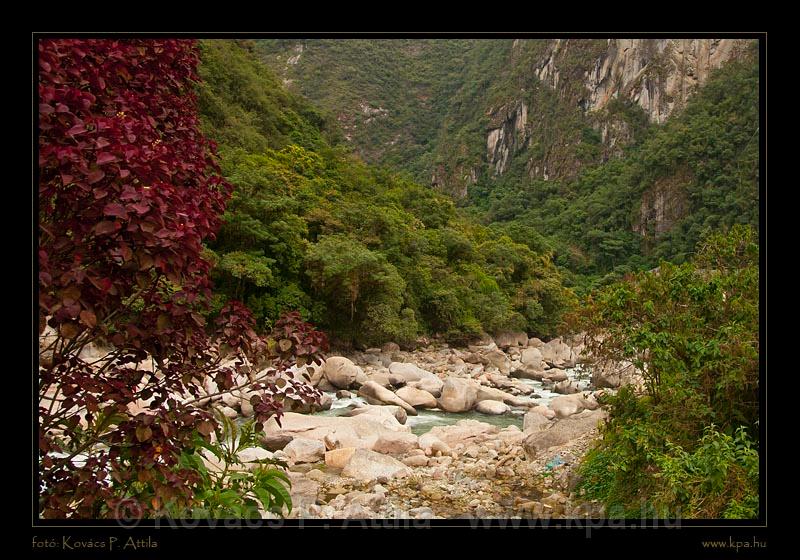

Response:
(198, 40), (573, 346)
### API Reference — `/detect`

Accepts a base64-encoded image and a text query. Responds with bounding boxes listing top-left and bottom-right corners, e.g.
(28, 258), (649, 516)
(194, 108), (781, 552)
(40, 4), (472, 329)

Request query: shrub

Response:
(38, 39), (327, 519)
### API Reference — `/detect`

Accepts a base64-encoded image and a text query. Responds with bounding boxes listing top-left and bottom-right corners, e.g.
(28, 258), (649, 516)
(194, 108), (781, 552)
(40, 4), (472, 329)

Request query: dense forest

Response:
(198, 40), (573, 347)
(259, 39), (759, 292)
(37, 37), (762, 525)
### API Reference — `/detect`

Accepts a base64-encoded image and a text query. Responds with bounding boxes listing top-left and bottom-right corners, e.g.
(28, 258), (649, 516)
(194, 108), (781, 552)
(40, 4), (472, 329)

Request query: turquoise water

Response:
(312, 366), (590, 436)
(315, 392), (524, 435)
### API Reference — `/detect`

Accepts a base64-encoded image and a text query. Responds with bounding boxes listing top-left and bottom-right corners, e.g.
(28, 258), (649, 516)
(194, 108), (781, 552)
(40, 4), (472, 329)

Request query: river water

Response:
(314, 365), (592, 436)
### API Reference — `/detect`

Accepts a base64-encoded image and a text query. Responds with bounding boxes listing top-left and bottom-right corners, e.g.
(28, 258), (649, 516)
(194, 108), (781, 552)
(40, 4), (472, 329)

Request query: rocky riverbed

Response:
(197, 333), (642, 519)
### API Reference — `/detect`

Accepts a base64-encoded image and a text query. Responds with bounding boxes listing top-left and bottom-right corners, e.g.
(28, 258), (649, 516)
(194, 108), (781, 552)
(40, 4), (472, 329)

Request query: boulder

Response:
(438, 377), (479, 412)
(407, 376), (444, 397)
(217, 405), (238, 419)
(528, 337), (544, 348)
(529, 404), (556, 420)
(286, 392), (332, 414)
(483, 349), (511, 374)
(387, 373), (407, 387)
(475, 400), (510, 415)
(395, 386), (438, 409)
(336, 390), (353, 399)
(240, 398), (255, 418)
(366, 370), (393, 388)
(485, 373), (534, 395)
(381, 342), (401, 353)
(523, 409), (552, 433)
(238, 447), (273, 464)
(260, 432), (293, 451)
(418, 433), (452, 456)
(322, 356), (363, 389)
(580, 393), (601, 410)
(283, 437), (325, 464)
(388, 362), (439, 383)
(544, 369), (568, 382)
(475, 385), (530, 407)
(263, 412), (409, 451)
(554, 380), (579, 394)
(354, 368), (369, 387)
(221, 392), (240, 409)
(324, 447), (357, 469)
(464, 352), (486, 365)
(402, 455), (430, 467)
(495, 331), (529, 349)
(540, 338), (573, 367)
(343, 404), (408, 425)
(591, 360), (641, 389)
(341, 449), (412, 482)
(522, 409), (606, 459)
(550, 394), (585, 418)
(510, 364), (546, 380)
(520, 347), (544, 369)
(357, 381), (417, 416)
(372, 432), (419, 455)
(317, 378), (336, 392)
(428, 419), (499, 447)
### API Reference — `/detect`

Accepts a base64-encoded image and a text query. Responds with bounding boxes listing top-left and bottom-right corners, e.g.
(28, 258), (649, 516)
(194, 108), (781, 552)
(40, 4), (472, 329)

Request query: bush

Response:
(575, 226), (759, 518)
(38, 39), (326, 519)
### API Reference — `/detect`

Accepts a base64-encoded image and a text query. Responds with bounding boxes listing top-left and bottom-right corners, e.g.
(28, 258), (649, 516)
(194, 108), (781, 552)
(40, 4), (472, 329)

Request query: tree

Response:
(38, 39), (326, 519)
(574, 225), (759, 517)
(305, 234), (413, 344)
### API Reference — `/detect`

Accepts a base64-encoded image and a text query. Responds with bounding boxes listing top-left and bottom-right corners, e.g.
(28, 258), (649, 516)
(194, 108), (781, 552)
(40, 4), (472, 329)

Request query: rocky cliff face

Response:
(479, 38), (753, 189)
(257, 37), (755, 210)
(537, 38), (751, 124)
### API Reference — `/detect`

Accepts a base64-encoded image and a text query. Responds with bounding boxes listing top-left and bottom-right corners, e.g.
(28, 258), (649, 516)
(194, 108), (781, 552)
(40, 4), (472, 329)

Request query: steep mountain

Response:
(256, 38), (759, 289)
(196, 40), (573, 345)
(257, 38), (753, 195)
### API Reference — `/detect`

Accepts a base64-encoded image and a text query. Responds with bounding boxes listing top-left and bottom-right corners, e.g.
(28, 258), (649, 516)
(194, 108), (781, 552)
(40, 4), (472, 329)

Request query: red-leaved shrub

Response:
(38, 39), (326, 519)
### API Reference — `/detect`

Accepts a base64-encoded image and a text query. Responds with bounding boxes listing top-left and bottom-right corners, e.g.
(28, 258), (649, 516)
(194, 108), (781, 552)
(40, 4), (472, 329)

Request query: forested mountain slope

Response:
(197, 40), (572, 346)
(256, 38), (759, 291)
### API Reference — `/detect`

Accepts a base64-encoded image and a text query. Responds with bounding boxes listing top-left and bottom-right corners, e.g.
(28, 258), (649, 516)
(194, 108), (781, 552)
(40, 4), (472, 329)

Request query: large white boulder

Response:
(475, 400), (510, 415)
(283, 437), (325, 464)
(357, 381), (417, 416)
(523, 410), (606, 459)
(438, 377), (479, 412)
(323, 356), (363, 389)
(371, 432), (419, 455)
(395, 386), (438, 409)
(428, 419), (499, 447)
(341, 449), (412, 482)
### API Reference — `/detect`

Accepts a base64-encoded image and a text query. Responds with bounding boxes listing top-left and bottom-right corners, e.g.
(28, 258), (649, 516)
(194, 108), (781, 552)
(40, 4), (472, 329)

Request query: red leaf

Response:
(103, 203), (128, 219)
(119, 169), (130, 179)
(130, 202), (149, 215)
(94, 221), (118, 235)
(135, 425), (153, 442)
(197, 421), (213, 437)
(96, 152), (118, 165)
(39, 103), (54, 115)
(60, 173), (73, 185)
(87, 169), (105, 184)
(79, 310), (97, 328)
(67, 124), (86, 136)
(59, 322), (79, 339)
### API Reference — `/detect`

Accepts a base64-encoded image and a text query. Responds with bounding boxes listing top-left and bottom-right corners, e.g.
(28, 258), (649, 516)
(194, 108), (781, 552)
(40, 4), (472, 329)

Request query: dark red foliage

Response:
(39, 39), (228, 343)
(37, 39), (326, 519)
